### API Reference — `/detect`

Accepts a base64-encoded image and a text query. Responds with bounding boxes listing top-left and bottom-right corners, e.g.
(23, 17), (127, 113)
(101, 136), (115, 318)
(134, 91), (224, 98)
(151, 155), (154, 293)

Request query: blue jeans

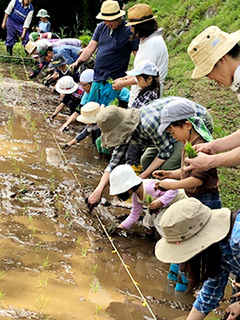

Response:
(193, 193), (222, 209)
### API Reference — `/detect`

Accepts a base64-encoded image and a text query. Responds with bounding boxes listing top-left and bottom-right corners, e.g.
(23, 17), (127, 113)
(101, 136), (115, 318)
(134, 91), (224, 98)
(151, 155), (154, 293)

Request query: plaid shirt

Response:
(194, 211), (240, 315)
(106, 96), (209, 172)
(130, 89), (158, 109)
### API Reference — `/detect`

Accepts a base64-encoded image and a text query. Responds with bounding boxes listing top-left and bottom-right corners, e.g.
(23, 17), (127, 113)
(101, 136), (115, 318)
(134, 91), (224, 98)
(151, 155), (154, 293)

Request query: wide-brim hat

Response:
(125, 4), (157, 26)
(36, 9), (50, 18)
(77, 102), (102, 124)
(25, 41), (37, 56)
(55, 80), (78, 94)
(188, 26), (240, 78)
(96, 0), (125, 21)
(96, 105), (140, 148)
(155, 198), (231, 264)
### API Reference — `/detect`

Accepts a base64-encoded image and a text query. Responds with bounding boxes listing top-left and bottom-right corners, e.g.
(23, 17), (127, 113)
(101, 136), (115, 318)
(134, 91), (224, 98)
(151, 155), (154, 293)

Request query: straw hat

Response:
(155, 198), (231, 264)
(25, 41), (37, 56)
(96, 105), (140, 148)
(188, 26), (240, 78)
(125, 4), (157, 26)
(77, 102), (102, 124)
(96, 0), (125, 21)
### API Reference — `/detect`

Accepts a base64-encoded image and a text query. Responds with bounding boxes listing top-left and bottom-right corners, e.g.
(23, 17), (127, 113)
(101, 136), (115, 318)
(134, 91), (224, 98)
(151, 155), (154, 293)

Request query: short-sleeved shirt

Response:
(181, 136), (220, 196)
(53, 45), (81, 65)
(62, 85), (84, 113)
(92, 19), (138, 81)
(38, 20), (51, 33)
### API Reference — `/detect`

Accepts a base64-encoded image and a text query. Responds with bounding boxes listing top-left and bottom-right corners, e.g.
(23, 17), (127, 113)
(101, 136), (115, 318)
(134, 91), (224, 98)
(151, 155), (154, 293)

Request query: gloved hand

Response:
(63, 144), (71, 151)
(61, 126), (69, 132)
(107, 225), (127, 237)
(47, 115), (56, 122)
(85, 197), (100, 214)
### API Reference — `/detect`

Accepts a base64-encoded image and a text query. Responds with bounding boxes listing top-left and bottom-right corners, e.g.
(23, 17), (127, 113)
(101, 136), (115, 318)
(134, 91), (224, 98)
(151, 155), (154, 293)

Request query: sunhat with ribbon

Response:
(125, 4), (157, 27)
(188, 26), (240, 78)
(96, 105), (140, 148)
(96, 0), (125, 21)
(155, 198), (231, 264)
(55, 76), (78, 94)
(77, 102), (102, 124)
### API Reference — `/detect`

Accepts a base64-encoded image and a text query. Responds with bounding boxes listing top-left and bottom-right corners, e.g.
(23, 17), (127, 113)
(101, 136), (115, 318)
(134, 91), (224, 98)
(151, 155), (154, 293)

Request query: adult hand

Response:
(231, 282), (240, 298)
(112, 79), (125, 91)
(1, 22), (6, 29)
(60, 124), (69, 132)
(184, 152), (212, 172)
(88, 188), (102, 206)
(194, 141), (214, 154)
(226, 302), (240, 320)
(152, 170), (170, 180)
(155, 180), (171, 191)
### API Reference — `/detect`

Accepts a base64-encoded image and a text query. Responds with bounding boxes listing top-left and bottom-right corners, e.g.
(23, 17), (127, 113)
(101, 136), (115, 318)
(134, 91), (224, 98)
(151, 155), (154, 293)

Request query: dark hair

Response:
(182, 242), (222, 293)
(138, 74), (160, 98)
(132, 19), (158, 39)
(117, 182), (142, 201)
(227, 43), (240, 58)
(167, 119), (188, 130)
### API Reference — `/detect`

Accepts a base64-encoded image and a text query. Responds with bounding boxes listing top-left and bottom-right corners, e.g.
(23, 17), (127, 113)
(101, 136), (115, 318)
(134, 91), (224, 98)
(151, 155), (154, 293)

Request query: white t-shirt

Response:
(129, 29), (168, 107)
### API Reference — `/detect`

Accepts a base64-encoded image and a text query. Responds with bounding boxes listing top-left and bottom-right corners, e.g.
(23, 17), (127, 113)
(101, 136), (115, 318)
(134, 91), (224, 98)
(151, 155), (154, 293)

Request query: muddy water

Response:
(0, 63), (228, 320)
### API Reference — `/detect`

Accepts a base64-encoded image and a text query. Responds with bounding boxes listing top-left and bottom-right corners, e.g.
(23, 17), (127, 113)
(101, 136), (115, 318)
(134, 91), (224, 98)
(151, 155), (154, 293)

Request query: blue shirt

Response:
(194, 211), (240, 315)
(38, 20), (51, 33)
(53, 45), (81, 65)
(92, 19), (138, 81)
(9, 0), (33, 24)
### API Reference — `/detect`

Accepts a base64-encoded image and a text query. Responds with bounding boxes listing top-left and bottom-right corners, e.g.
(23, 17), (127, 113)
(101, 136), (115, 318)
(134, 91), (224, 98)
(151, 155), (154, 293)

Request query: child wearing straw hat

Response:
(155, 198), (240, 320)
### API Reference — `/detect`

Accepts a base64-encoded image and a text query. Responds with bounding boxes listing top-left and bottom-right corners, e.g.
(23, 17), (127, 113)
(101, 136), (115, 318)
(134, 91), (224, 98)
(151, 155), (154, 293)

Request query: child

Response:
(153, 100), (222, 292)
(1, 0), (34, 55)
(35, 9), (51, 33)
(63, 102), (102, 150)
(109, 164), (187, 236)
(126, 59), (160, 109)
(48, 76), (84, 121)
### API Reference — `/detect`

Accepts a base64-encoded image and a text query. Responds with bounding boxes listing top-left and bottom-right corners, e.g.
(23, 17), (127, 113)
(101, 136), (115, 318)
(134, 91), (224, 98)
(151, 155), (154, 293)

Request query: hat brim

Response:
(155, 207), (231, 264)
(77, 114), (97, 125)
(125, 15), (157, 26)
(191, 30), (240, 78)
(37, 14), (50, 18)
(100, 109), (140, 148)
(55, 82), (78, 94)
(96, 10), (125, 21)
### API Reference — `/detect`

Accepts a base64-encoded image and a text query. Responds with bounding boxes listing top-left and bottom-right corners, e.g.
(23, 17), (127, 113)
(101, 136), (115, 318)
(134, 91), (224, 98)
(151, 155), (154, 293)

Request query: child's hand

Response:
(231, 282), (240, 298)
(152, 170), (169, 180)
(149, 199), (162, 211)
(226, 301), (240, 320)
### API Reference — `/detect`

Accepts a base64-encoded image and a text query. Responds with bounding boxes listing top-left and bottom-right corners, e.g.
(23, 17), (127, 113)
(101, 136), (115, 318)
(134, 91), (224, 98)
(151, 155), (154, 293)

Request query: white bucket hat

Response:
(188, 26), (240, 78)
(55, 76), (78, 94)
(37, 9), (50, 18)
(80, 69), (94, 83)
(77, 102), (102, 124)
(96, 0), (125, 21)
(109, 164), (142, 195)
(126, 60), (159, 77)
(155, 198), (231, 264)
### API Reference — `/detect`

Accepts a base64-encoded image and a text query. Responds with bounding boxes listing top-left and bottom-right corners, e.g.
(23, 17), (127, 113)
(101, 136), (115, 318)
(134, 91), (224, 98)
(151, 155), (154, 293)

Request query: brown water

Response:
(0, 62), (229, 320)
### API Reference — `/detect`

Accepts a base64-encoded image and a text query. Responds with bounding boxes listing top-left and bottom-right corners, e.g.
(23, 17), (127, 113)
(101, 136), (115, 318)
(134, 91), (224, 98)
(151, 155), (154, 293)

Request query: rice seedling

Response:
(80, 246), (88, 257)
(7, 113), (13, 136)
(0, 271), (6, 280)
(95, 304), (103, 315)
(30, 119), (36, 133)
(184, 141), (198, 158)
(50, 170), (55, 193)
(91, 264), (98, 275)
(35, 242), (42, 252)
(64, 211), (70, 221)
(146, 195), (153, 204)
(42, 255), (50, 268)
(0, 289), (5, 299)
(107, 77), (114, 84)
(11, 157), (20, 176)
(28, 215), (33, 225)
(22, 205), (29, 215)
(90, 277), (100, 293)
(9, 65), (18, 80)
(40, 150), (45, 167)
(35, 294), (49, 310)
(37, 278), (48, 288)
(108, 97), (119, 106)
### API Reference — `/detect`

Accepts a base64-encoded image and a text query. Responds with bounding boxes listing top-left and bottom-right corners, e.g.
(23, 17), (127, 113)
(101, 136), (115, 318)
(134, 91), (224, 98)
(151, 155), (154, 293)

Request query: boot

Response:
(6, 46), (13, 56)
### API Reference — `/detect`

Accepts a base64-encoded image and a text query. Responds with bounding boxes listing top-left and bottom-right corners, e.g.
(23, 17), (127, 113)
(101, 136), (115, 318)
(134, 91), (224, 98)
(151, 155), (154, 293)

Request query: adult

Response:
(71, 0), (138, 106)
(185, 26), (240, 171)
(112, 3), (168, 106)
(1, 0), (34, 55)
(88, 97), (213, 206)
(155, 197), (239, 320)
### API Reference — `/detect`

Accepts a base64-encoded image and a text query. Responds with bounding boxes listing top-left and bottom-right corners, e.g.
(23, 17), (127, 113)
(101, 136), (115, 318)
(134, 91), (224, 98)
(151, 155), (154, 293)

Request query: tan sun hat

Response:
(77, 102), (102, 124)
(125, 4), (157, 27)
(96, 105), (140, 148)
(96, 0), (125, 21)
(155, 198), (231, 264)
(25, 41), (37, 56)
(188, 26), (240, 78)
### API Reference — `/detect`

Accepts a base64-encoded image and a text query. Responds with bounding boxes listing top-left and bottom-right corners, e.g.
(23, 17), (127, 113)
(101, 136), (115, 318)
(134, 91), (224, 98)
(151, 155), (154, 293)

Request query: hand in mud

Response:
(47, 115), (55, 123)
(63, 144), (71, 151)
(85, 197), (100, 214)
(60, 125), (69, 132)
(108, 225), (126, 237)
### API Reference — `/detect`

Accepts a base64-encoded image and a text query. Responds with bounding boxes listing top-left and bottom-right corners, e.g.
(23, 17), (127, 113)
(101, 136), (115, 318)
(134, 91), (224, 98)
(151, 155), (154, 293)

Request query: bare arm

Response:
(153, 168), (181, 180)
(157, 176), (202, 190)
(71, 40), (98, 68)
(1, 13), (9, 29)
(52, 102), (65, 118)
(88, 171), (110, 205)
(206, 129), (240, 153)
(112, 76), (137, 91)
(185, 147), (240, 172)
(60, 111), (79, 131)
(139, 157), (165, 179)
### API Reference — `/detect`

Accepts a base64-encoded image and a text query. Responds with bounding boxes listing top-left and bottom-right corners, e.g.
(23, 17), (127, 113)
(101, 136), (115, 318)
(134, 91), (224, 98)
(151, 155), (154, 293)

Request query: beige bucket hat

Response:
(125, 4), (157, 27)
(96, 0), (125, 21)
(25, 41), (37, 56)
(188, 26), (240, 78)
(96, 105), (140, 148)
(77, 102), (102, 124)
(155, 198), (231, 264)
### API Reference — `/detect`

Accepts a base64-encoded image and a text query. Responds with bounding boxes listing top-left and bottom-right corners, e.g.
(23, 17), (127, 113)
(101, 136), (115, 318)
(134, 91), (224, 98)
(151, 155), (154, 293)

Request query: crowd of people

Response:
(1, 1), (240, 319)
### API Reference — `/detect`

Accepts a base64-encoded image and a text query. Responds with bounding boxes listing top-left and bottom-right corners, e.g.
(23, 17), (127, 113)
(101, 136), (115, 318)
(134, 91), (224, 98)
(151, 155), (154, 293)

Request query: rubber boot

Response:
(175, 271), (188, 292)
(6, 46), (13, 56)
(167, 263), (179, 282)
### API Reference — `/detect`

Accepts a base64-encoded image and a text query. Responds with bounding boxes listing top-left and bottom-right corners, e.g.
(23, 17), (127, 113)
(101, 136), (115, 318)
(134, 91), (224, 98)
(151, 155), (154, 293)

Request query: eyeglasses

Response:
(81, 83), (91, 88)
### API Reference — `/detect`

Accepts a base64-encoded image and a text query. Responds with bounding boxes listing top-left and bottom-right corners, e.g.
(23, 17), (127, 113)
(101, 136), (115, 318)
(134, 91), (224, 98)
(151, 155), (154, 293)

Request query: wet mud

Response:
(0, 62), (229, 319)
